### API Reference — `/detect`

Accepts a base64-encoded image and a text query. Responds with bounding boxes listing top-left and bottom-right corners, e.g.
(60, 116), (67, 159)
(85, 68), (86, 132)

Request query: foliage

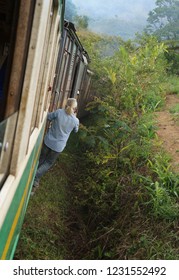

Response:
(139, 154), (179, 219)
(169, 103), (179, 114)
(67, 32), (179, 258)
(145, 0), (179, 75)
(145, 0), (179, 41)
(15, 167), (70, 259)
(16, 30), (179, 260)
(64, 0), (77, 22)
(164, 48), (179, 75)
(103, 36), (167, 117)
(74, 15), (89, 29)
(163, 75), (179, 94)
(65, 1), (89, 30)
(76, 31), (117, 97)
(169, 98), (179, 124)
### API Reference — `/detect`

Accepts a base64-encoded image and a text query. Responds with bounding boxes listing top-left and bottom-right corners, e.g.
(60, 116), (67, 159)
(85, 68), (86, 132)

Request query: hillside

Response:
(71, 0), (156, 39)
(88, 17), (146, 39)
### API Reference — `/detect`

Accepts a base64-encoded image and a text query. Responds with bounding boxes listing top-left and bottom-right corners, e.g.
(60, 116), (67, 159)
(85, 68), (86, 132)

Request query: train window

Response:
(58, 39), (72, 86)
(59, 42), (77, 108)
(30, 7), (55, 132)
(0, 0), (35, 187)
(0, 1), (19, 121)
(45, 26), (61, 113)
(51, 35), (72, 110)
(67, 43), (77, 87)
(55, 51), (71, 108)
(83, 70), (92, 102)
(30, 2), (60, 131)
(70, 50), (85, 98)
(0, 43), (8, 119)
(61, 52), (71, 90)
(59, 53), (71, 107)
(65, 36), (69, 50)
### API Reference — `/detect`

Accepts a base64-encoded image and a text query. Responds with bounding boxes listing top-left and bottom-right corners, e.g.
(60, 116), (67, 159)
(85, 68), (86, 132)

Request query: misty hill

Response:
(71, 0), (156, 39)
(88, 17), (147, 40)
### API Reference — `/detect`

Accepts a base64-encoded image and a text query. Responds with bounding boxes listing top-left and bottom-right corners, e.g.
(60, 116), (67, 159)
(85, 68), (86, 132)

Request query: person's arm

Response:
(73, 118), (79, 133)
(47, 110), (58, 121)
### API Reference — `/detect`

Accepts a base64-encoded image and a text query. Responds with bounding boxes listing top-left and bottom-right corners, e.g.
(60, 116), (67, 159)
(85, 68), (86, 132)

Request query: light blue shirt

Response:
(44, 109), (79, 152)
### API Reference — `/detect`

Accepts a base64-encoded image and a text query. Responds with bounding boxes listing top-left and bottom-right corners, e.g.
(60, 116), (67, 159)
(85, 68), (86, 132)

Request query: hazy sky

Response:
(69, 0), (157, 38)
(71, 0), (156, 21)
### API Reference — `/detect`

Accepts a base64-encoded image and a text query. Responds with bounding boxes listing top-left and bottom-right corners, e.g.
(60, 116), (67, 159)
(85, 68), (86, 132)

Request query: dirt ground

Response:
(155, 94), (179, 172)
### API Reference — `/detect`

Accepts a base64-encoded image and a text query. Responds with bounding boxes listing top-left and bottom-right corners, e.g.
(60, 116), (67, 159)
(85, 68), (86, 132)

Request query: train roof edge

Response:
(64, 19), (90, 63)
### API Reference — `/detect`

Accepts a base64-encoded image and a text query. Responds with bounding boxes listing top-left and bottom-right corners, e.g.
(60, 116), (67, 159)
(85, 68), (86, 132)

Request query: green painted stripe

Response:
(1, 126), (44, 260)
(1, 143), (41, 259)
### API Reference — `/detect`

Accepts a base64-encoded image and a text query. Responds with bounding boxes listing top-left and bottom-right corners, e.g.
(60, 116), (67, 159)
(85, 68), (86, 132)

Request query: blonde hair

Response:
(65, 98), (77, 115)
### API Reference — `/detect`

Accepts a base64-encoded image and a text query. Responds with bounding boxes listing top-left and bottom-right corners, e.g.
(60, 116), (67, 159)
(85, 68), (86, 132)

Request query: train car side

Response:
(0, 0), (65, 260)
(50, 20), (93, 117)
(0, 0), (92, 260)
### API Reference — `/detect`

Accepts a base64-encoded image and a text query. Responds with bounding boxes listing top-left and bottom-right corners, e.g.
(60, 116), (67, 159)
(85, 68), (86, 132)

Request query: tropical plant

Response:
(103, 36), (167, 117)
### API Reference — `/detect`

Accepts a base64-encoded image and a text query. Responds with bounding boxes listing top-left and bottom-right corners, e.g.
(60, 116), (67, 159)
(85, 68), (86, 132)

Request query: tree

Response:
(146, 0), (179, 41)
(74, 15), (89, 29)
(65, 0), (77, 22)
(65, 1), (89, 30)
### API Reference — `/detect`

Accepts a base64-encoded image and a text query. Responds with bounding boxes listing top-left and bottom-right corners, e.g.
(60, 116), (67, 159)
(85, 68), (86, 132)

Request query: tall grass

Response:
(68, 33), (179, 258)
(164, 75), (179, 95)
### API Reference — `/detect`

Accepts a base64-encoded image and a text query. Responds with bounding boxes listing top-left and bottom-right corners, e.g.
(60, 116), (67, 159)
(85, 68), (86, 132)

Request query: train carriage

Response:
(0, 0), (66, 260)
(50, 20), (93, 117)
(0, 0), (92, 260)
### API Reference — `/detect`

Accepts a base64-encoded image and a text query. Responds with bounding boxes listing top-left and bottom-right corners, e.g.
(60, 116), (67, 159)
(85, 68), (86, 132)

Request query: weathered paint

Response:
(0, 126), (45, 260)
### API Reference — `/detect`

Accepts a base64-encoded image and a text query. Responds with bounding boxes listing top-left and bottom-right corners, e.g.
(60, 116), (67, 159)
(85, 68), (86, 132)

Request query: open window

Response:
(0, 0), (35, 188)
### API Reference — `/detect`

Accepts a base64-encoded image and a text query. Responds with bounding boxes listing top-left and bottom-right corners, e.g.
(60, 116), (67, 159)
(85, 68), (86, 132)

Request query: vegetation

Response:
(15, 0), (179, 262)
(145, 0), (179, 41)
(145, 0), (179, 75)
(74, 15), (89, 29)
(15, 28), (179, 260)
(164, 75), (179, 95)
(65, 0), (77, 22)
(65, 1), (89, 30)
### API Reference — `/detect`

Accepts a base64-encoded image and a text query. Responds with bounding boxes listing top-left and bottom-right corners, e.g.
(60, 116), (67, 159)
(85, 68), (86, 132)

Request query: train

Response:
(0, 0), (92, 259)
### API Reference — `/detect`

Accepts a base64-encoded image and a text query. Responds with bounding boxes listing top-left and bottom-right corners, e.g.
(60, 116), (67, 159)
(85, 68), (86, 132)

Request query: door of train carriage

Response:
(76, 69), (93, 117)
(70, 52), (93, 117)
(0, 0), (35, 189)
(70, 52), (87, 98)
